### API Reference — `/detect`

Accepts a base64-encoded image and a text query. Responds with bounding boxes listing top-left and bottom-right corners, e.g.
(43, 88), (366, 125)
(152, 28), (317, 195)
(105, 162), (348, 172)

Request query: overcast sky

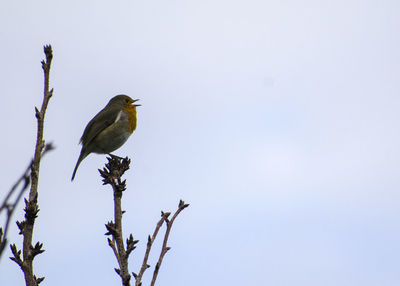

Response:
(1, 1), (400, 285)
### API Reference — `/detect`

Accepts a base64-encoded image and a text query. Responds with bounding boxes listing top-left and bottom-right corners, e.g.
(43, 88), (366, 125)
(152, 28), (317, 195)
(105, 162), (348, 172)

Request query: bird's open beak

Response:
(133, 99), (141, 107)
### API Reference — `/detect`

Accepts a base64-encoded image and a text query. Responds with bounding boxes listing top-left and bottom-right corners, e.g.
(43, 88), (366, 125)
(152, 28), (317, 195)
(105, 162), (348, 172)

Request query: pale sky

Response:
(1, 1), (400, 285)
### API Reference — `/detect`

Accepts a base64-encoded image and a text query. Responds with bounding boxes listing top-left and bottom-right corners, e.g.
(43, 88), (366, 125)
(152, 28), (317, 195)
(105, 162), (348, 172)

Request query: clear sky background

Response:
(1, 0), (400, 285)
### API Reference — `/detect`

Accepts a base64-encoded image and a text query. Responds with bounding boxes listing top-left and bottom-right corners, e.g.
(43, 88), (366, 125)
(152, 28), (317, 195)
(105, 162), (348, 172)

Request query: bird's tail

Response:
(71, 150), (88, 181)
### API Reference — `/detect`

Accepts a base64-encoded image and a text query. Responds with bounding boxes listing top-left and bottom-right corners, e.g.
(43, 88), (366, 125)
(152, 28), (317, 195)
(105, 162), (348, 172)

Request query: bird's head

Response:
(109, 94), (141, 109)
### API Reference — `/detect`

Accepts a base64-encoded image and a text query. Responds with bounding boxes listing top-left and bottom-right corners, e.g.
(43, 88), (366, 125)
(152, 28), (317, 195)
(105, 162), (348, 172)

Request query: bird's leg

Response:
(108, 153), (124, 160)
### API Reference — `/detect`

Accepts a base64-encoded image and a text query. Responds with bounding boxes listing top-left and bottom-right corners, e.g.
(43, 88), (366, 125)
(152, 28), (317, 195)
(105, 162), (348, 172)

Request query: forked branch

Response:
(99, 156), (189, 286)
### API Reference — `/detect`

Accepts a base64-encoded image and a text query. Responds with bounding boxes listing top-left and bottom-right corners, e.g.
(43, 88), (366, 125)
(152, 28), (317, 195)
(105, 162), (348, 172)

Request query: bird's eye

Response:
(125, 99), (130, 103)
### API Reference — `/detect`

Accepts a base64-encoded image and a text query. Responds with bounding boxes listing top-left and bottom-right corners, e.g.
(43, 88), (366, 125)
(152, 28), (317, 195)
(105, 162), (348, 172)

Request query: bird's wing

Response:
(80, 105), (121, 146)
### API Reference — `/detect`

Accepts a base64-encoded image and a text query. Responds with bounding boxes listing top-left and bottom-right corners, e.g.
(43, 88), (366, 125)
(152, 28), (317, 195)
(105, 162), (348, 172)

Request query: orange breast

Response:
(125, 105), (138, 133)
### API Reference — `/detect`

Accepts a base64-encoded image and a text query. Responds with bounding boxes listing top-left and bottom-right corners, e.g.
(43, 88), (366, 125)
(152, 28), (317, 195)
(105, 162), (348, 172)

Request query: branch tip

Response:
(43, 45), (53, 61)
(178, 200), (190, 209)
(7, 43), (54, 286)
(35, 276), (45, 285)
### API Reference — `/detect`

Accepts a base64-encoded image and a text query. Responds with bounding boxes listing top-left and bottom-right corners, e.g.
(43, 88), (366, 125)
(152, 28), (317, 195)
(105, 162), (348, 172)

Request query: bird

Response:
(71, 94), (140, 181)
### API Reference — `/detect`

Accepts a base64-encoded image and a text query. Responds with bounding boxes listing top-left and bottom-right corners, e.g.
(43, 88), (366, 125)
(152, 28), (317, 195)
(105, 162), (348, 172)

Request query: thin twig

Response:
(10, 45), (53, 286)
(99, 156), (189, 286)
(0, 162), (31, 213)
(134, 212), (169, 286)
(150, 200), (189, 286)
(0, 162), (31, 259)
(0, 144), (53, 259)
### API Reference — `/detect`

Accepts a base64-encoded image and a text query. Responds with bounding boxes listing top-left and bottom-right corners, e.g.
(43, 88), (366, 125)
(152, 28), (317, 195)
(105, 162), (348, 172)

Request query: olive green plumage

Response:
(71, 95), (140, 181)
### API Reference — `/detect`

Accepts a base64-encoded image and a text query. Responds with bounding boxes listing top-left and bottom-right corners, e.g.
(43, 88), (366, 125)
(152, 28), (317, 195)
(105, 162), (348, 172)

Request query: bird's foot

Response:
(108, 153), (124, 160)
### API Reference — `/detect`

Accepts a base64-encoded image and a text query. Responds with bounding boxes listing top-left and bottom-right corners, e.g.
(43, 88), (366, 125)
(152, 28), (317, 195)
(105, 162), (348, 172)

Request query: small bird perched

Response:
(71, 94), (140, 181)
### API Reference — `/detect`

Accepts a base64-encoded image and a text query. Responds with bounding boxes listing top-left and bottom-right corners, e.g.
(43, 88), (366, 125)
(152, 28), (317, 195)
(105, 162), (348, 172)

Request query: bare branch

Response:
(11, 44), (54, 286)
(99, 151), (189, 286)
(0, 163), (31, 259)
(100, 155), (132, 286)
(150, 200), (189, 286)
(134, 212), (169, 286)
(0, 143), (53, 260)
